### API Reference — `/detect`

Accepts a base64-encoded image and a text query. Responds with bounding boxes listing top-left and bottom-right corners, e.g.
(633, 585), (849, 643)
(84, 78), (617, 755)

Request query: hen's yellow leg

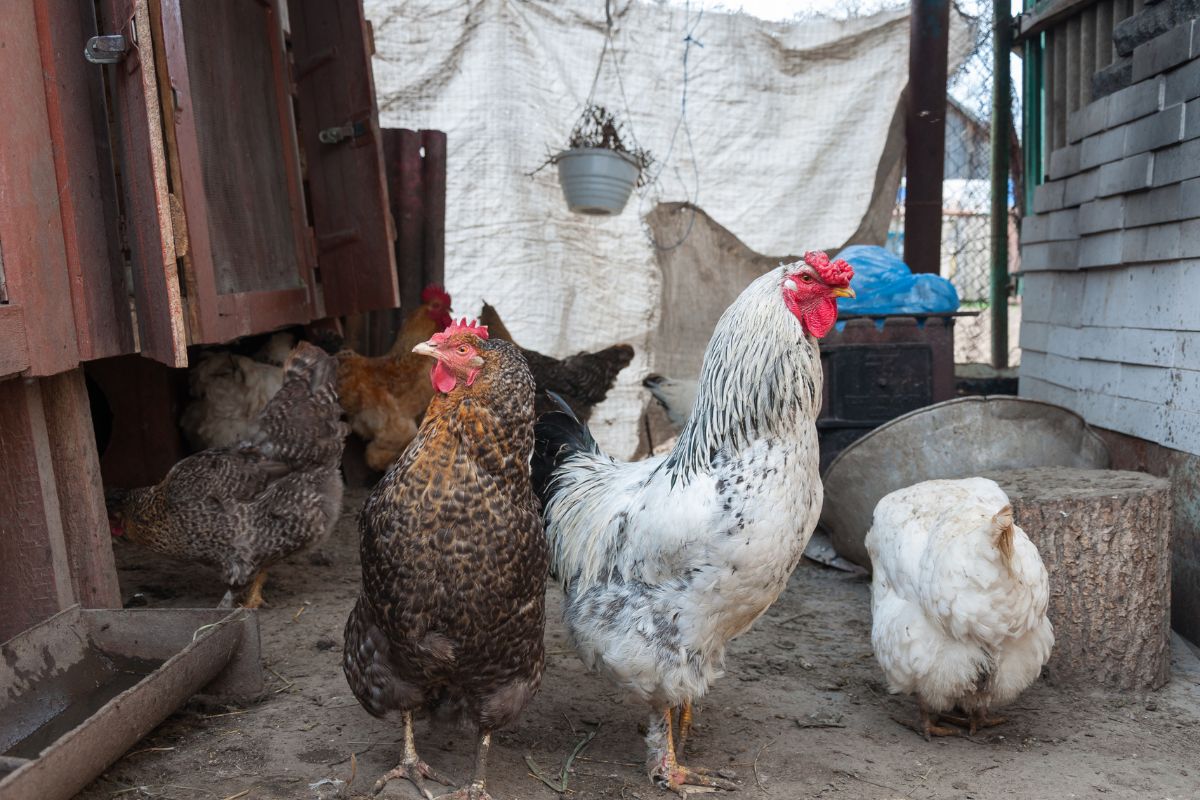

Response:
(240, 570), (269, 609)
(372, 711), (455, 799)
(676, 702), (694, 758)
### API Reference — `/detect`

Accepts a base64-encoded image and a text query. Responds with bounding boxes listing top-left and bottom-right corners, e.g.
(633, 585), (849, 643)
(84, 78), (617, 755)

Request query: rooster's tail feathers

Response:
(532, 391), (598, 504)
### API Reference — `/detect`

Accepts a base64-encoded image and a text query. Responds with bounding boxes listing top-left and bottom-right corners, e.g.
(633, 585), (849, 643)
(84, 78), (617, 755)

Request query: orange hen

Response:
(335, 285), (454, 471)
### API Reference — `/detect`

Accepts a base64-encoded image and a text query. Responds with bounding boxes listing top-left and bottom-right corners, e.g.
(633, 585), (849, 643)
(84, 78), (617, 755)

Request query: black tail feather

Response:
(532, 390), (598, 505)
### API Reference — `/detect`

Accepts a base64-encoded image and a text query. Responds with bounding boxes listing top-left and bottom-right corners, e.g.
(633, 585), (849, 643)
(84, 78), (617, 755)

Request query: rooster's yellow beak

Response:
(830, 286), (856, 299)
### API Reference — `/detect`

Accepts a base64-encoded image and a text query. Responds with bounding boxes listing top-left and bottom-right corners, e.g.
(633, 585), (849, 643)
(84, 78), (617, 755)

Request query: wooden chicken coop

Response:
(0, 0), (441, 643)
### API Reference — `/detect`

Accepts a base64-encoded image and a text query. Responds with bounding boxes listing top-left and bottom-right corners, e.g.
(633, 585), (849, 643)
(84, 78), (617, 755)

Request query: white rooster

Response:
(533, 252), (854, 794)
(866, 477), (1054, 739)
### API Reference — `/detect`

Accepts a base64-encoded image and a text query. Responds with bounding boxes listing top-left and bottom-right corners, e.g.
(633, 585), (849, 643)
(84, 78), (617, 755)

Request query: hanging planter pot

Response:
(555, 147), (641, 216)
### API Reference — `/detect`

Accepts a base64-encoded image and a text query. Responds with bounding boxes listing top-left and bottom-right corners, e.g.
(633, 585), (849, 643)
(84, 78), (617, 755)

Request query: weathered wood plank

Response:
(40, 369), (121, 609)
(35, 0), (136, 361)
(0, 378), (75, 641)
(0, 1), (80, 376)
(291, 0), (399, 318)
(98, 0), (187, 366)
(0, 306), (31, 379)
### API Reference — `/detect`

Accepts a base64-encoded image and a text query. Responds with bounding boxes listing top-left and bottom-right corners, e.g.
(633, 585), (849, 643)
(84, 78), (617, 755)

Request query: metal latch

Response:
(85, 34), (129, 64)
(318, 120), (368, 145)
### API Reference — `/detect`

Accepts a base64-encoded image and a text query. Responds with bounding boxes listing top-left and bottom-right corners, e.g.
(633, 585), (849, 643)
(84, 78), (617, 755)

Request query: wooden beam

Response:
(0, 378), (76, 642)
(904, 0), (951, 274)
(41, 369), (122, 609)
(0, 1), (81, 376)
(0, 306), (31, 379)
(1017, 0), (1104, 43)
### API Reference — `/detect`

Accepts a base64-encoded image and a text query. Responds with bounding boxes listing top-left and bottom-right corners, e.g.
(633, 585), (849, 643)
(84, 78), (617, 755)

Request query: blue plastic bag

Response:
(833, 245), (960, 315)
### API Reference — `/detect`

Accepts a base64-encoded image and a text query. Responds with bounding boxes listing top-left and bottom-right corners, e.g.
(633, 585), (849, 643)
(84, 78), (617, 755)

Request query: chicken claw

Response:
(239, 570), (269, 609)
(648, 708), (737, 795)
(374, 711), (456, 799)
(372, 760), (455, 799)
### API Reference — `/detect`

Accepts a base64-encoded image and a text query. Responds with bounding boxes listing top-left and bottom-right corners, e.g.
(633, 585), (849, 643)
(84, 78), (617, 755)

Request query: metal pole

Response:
(991, 0), (1012, 369)
(905, 0), (951, 275)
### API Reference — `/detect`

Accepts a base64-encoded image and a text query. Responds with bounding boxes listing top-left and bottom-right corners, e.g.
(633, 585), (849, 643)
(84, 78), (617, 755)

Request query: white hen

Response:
(866, 477), (1054, 739)
(180, 333), (295, 450)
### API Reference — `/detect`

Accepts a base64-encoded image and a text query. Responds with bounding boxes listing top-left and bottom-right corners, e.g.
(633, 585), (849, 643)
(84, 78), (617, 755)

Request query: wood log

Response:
(988, 467), (1172, 691)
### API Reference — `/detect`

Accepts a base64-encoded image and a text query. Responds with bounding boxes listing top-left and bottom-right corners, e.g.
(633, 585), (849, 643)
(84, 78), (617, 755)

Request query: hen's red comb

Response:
(431, 317), (489, 343)
(422, 284), (451, 305)
(804, 251), (854, 286)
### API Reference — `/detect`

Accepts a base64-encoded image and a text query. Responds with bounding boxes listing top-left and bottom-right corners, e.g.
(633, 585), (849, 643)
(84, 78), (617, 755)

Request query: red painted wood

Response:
(36, 0), (136, 362)
(97, 0), (188, 366)
(290, 0), (398, 319)
(159, 0), (317, 345)
(0, 378), (76, 642)
(41, 369), (122, 609)
(0, 2), (80, 377)
(0, 306), (31, 379)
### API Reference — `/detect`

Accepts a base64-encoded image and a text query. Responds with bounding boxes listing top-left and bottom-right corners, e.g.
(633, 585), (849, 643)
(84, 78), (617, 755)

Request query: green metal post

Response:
(991, 0), (1012, 369)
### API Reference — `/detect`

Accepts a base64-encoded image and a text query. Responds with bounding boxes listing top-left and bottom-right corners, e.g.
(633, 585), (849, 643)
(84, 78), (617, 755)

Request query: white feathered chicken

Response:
(866, 477), (1054, 739)
(533, 252), (854, 794)
(180, 333), (295, 450)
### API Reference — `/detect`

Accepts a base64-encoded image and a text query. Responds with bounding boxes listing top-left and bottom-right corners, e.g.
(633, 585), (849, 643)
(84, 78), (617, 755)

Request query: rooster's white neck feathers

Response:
(662, 265), (822, 482)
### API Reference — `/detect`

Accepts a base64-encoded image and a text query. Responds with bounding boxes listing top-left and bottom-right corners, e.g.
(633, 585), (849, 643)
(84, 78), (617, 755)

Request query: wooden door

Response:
(156, 0), (317, 343)
(290, 0), (399, 319)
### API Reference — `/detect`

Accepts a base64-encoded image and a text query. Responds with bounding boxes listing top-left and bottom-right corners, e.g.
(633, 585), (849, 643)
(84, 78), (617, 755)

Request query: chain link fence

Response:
(887, 0), (1022, 367)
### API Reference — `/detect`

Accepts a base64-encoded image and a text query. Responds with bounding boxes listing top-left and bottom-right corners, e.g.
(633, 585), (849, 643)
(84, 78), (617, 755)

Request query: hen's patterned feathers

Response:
(343, 337), (547, 732)
(113, 341), (346, 595)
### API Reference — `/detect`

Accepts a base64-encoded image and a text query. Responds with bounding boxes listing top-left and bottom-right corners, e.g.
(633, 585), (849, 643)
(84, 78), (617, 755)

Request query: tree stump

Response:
(987, 467), (1173, 691)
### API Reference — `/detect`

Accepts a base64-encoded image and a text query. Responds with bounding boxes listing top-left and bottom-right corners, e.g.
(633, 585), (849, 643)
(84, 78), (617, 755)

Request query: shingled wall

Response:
(1018, 4), (1200, 642)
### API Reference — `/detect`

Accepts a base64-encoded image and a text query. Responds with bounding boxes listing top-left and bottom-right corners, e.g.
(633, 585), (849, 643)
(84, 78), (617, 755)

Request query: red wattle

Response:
(431, 361), (457, 393)
(802, 297), (839, 338)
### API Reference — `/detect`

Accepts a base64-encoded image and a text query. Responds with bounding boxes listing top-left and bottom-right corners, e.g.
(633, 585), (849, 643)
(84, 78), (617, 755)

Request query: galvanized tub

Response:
(820, 396), (1110, 568)
(0, 606), (262, 800)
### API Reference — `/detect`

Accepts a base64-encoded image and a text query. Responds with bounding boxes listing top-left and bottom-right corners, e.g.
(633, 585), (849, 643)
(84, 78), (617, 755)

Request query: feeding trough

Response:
(820, 396), (1111, 568)
(0, 606), (262, 800)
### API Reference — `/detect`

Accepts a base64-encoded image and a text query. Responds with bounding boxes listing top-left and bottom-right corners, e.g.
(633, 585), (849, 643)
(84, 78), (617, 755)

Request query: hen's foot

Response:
(897, 699), (962, 741)
(239, 570), (269, 609)
(939, 710), (1007, 735)
(372, 759), (455, 799)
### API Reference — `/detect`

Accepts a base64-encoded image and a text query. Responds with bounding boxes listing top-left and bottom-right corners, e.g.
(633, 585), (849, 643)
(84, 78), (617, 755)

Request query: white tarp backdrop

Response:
(366, 0), (972, 458)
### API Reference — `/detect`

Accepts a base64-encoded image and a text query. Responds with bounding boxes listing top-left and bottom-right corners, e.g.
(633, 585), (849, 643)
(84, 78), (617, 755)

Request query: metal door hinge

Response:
(85, 34), (129, 64)
(318, 120), (368, 145)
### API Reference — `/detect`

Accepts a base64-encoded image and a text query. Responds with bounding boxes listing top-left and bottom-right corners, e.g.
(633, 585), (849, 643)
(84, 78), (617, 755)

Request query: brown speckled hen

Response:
(343, 319), (546, 800)
(108, 342), (346, 608)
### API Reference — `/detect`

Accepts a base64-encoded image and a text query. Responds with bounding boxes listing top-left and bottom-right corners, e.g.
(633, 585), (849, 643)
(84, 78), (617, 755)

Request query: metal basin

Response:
(820, 396), (1110, 568)
(0, 606), (262, 800)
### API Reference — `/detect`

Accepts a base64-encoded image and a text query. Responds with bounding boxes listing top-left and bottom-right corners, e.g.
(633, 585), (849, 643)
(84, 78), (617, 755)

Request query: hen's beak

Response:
(830, 286), (856, 299)
(412, 341), (439, 359)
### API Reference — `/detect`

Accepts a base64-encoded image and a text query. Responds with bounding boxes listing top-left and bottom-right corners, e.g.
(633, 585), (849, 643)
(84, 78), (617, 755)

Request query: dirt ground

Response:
(79, 487), (1200, 800)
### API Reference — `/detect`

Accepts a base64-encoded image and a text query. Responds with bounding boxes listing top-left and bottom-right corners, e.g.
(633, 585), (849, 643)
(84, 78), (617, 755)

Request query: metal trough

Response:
(820, 396), (1110, 568)
(0, 606), (262, 800)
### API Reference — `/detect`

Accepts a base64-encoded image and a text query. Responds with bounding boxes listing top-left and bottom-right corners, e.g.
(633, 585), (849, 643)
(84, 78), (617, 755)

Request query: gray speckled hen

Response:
(343, 320), (546, 800)
(108, 341), (346, 608)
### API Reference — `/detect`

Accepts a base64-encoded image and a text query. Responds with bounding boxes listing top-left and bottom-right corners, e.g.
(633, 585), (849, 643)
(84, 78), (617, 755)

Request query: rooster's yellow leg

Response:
(434, 730), (494, 799)
(676, 702), (694, 758)
(240, 570), (269, 609)
(647, 707), (736, 795)
(372, 710), (455, 799)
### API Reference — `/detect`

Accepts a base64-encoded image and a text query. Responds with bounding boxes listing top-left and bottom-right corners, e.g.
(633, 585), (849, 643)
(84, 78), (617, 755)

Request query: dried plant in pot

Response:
(553, 104), (653, 216)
